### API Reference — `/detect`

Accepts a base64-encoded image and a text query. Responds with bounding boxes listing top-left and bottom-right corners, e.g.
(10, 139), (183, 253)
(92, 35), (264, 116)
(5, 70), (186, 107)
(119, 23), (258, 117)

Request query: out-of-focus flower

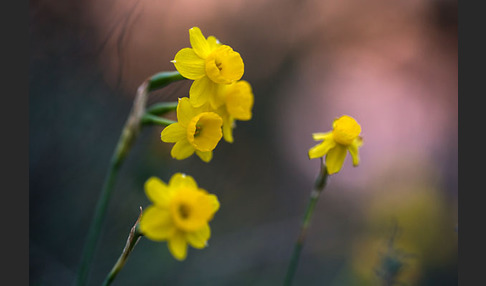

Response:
(215, 80), (254, 142)
(308, 115), (363, 174)
(139, 173), (220, 261)
(161, 97), (223, 162)
(351, 235), (421, 286)
(366, 186), (456, 266)
(172, 27), (244, 109)
(350, 185), (456, 285)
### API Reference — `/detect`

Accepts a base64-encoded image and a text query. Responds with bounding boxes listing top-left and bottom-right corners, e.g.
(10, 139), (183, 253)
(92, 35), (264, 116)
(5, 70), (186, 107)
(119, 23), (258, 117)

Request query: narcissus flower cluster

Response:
(139, 173), (220, 261)
(308, 115), (363, 174)
(163, 27), (254, 162)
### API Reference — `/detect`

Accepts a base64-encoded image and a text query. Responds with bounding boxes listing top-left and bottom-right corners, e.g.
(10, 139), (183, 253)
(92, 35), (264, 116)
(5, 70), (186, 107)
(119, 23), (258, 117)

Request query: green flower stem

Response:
(75, 71), (184, 286)
(284, 159), (329, 286)
(146, 101), (178, 116)
(102, 209), (144, 286)
(148, 71), (185, 91)
(141, 113), (177, 126)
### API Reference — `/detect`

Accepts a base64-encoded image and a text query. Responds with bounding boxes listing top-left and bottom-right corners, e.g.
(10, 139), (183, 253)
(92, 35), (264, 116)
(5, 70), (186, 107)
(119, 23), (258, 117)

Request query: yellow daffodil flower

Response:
(161, 97), (223, 162)
(215, 80), (254, 143)
(308, 115), (363, 174)
(172, 27), (244, 109)
(139, 174), (220, 261)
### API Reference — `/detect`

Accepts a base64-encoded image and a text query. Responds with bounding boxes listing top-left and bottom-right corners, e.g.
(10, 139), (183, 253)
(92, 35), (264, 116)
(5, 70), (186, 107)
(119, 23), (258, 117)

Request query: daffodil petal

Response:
(213, 105), (232, 143)
(208, 194), (220, 213)
(190, 76), (216, 108)
(308, 138), (336, 159)
(173, 48), (206, 80)
(144, 177), (171, 206)
(139, 206), (175, 241)
(168, 231), (188, 261)
(176, 97), (196, 127)
(224, 80), (254, 120)
(207, 36), (221, 50)
(209, 90), (225, 109)
(325, 144), (348, 174)
(211, 83), (227, 110)
(189, 27), (211, 58)
(348, 137), (363, 166)
(185, 224), (210, 249)
(169, 173), (198, 189)
(171, 139), (195, 160)
(312, 132), (332, 141)
(161, 123), (186, 143)
(222, 115), (234, 143)
(196, 150), (213, 162)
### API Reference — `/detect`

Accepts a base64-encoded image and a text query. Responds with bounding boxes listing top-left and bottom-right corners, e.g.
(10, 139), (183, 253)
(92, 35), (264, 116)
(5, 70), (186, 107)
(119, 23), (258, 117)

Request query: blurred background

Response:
(29, 0), (457, 285)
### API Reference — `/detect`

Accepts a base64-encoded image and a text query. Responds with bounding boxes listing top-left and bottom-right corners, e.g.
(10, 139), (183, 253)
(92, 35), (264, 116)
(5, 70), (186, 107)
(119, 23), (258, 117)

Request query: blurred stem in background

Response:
(75, 71), (184, 286)
(284, 158), (329, 286)
(102, 208), (144, 286)
(376, 223), (413, 286)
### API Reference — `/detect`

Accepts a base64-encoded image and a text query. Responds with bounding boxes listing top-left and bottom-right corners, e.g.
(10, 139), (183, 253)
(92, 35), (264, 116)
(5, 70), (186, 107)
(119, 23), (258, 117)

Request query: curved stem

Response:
(284, 159), (329, 286)
(103, 209), (144, 286)
(74, 71), (184, 286)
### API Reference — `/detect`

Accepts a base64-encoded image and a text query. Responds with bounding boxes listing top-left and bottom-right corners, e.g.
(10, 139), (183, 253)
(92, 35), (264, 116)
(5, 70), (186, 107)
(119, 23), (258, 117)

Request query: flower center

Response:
(187, 112), (223, 152)
(194, 124), (202, 137)
(205, 45), (244, 84)
(215, 60), (223, 71)
(170, 188), (215, 232)
(178, 204), (190, 219)
(332, 115), (361, 145)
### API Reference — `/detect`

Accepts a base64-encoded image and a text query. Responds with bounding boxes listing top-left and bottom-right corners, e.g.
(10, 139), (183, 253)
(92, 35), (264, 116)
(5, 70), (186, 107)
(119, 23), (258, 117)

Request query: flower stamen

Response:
(194, 125), (202, 137)
(178, 204), (190, 219)
(216, 60), (223, 71)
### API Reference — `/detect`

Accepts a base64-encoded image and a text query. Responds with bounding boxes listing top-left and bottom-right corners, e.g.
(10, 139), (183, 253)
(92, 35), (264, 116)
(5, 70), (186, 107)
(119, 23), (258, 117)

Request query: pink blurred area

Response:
(273, 0), (457, 194)
(76, 0), (457, 184)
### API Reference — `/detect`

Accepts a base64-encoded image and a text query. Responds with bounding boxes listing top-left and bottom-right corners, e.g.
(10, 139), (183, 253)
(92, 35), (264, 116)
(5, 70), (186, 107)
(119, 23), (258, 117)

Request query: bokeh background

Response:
(29, 0), (458, 285)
